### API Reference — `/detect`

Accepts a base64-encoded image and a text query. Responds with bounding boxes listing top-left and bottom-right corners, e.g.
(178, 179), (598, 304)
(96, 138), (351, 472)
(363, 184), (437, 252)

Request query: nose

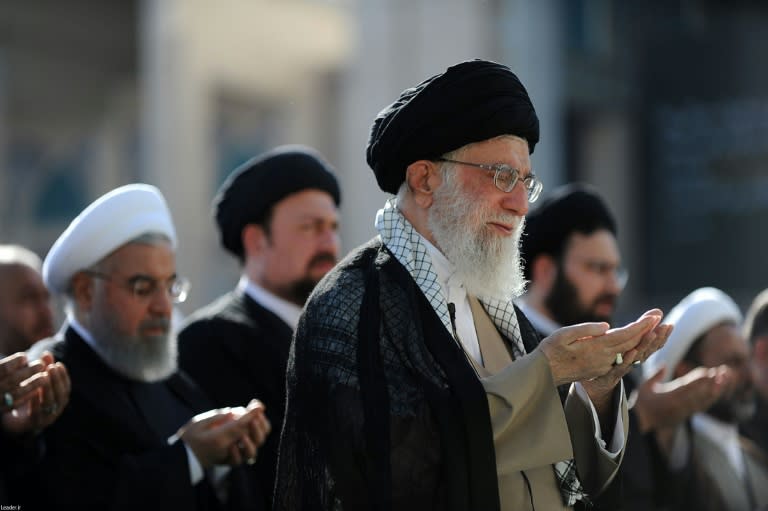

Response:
(319, 226), (340, 257)
(147, 286), (173, 316)
(606, 274), (623, 295)
(501, 181), (529, 217)
(608, 267), (629, 294)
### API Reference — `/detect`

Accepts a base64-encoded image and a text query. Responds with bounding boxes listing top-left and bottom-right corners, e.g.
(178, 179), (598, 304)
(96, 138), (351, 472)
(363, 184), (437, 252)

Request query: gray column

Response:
(139, 0), (218, 312)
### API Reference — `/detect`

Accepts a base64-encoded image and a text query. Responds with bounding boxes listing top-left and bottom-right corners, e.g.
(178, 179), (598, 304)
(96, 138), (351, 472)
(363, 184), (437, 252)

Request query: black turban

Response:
(521, 183), (617, 280)
(366, 59), (539, 194)
(213, 144), (341, 258)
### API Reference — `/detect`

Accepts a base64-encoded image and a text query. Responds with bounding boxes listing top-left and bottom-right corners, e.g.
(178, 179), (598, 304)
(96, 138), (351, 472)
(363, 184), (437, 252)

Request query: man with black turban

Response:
(178, 145), (341, 510)
(274, 59), (670, 510)
(519, 183), (624, 332)
(519, 183), (729, 510)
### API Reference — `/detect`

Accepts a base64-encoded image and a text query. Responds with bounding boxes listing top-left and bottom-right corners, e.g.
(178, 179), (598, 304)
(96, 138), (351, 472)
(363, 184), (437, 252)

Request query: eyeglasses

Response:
(86, 270), (190, 304)
(579, 259), (629, 290)
(436, 158), (544, 202)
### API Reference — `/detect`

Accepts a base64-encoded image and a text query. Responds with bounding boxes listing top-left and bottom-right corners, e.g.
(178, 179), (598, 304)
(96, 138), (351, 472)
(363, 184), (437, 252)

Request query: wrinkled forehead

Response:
(98, 239), (176, 275)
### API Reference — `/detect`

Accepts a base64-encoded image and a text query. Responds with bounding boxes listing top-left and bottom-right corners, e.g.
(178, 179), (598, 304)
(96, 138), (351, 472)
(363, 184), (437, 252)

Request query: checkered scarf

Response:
(375, 198), (587, 507)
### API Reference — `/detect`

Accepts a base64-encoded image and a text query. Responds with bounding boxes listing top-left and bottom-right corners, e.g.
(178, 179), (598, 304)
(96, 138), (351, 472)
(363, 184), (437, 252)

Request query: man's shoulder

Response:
(183, 291), (242, 323)
(27, 333), (66, 361)
(297, 239), (385, 331)
(312, 238), (381, 289)
(336, 237), (386, 270)
(178, 291), (255, 337)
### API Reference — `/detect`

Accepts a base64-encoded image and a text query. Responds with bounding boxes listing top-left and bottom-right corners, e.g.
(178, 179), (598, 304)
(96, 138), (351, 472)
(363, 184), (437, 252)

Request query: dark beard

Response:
(283, 252), (337, 306)
(544, 268), (615, 325)
(707, 387), (756, 424)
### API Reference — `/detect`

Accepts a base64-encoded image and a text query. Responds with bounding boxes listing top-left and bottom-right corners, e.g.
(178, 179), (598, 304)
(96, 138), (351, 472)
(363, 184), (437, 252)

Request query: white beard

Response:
(88, 310), (177, 382)
(428, 173), (527, 300)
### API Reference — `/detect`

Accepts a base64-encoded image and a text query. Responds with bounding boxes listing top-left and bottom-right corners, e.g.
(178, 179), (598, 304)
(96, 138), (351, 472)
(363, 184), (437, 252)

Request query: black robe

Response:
(274, 239), (543, 511)
(35, 327), (258, 511)
(178, 290), (293, 510)
(0, 427), (44, 507)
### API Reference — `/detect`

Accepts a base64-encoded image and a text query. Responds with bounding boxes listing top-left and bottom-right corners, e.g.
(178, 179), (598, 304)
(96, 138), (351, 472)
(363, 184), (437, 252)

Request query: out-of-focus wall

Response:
(8, 0), (764, 322)
(139, 0), (353, 310)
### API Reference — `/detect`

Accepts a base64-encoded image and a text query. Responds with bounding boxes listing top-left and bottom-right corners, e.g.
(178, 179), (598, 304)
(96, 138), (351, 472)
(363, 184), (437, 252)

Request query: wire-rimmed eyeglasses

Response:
(85, 270), (190, 304)
(578, 259), (629, 290)
(436, 157), (544, 202)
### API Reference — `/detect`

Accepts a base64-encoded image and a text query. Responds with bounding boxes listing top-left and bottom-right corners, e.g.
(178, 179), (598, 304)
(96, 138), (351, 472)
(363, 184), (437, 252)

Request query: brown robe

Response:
(469, 296), (628, 510)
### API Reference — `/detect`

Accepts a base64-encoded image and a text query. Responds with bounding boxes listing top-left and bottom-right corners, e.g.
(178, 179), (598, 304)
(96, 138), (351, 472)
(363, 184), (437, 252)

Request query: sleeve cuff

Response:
(166, 432), (205, 485)
(574, 380), (625, 458)
(184, 443), (205, 485)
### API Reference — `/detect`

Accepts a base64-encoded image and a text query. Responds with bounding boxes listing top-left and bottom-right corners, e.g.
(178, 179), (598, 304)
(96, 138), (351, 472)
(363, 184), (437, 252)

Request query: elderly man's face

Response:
(87, 241), (177, 381)
(260, 189), (340, 306)
(545, 230), (624, 325)
(428, 136), (531, 299)
(0, 263), (55, 354)
(698, 322), (756, 423)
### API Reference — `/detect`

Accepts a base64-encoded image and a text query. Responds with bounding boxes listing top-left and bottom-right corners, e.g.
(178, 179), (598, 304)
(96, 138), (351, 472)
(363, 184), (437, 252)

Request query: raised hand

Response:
(539, 310), (667, 387)
(634, 364), (732, 433)
(177, 399), (271, 468)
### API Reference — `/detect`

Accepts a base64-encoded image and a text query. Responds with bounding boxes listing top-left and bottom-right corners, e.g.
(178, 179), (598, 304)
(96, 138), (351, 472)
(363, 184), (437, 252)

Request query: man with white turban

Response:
(644, 287), (768, 511)
(35, 184), (271, 510)
(742, 289), (768, 453)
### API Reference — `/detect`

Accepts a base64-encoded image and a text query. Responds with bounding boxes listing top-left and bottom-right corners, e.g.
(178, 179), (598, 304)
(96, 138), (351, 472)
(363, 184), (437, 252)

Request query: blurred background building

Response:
(0, 0), (766, 322)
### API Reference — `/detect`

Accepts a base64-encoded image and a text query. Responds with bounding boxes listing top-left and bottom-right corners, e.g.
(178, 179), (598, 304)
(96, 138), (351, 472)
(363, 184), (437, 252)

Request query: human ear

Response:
(242, 224), (268, 257)
(405, 160), (441, 208)
(70, 272), (95, 311)
(532, 255), (557, 293)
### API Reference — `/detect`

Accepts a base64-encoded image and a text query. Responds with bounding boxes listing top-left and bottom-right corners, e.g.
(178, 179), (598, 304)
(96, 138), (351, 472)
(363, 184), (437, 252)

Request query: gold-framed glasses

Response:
(437, 157), (544, 202)
(86, 270), (190, 304)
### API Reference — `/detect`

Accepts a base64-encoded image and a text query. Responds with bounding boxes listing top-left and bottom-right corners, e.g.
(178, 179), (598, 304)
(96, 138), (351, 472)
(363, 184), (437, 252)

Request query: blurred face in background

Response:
(0, 263), (55, 354)
(545, 229), (625, 325)
(695, 322), (755, 424)
(258, 189), (340, 306)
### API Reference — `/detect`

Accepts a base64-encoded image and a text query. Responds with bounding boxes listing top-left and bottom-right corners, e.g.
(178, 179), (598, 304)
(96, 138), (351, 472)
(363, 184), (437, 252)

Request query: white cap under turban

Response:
(43, 184), (177, 294)
(644, 287), (742, 382)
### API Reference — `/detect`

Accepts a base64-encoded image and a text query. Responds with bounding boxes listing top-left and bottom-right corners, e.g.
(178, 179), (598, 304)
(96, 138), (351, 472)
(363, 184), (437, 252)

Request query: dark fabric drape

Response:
(274, 239), (506, 510)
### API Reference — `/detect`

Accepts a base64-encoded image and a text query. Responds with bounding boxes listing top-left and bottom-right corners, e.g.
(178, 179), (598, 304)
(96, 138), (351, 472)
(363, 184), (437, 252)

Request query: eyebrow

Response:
(127, 272), (178, 283)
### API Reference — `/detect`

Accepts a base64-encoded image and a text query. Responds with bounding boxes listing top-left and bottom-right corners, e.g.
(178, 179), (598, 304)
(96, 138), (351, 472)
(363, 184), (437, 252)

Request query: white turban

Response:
(43, 184), (177, 294)
(644, 287), (742, 382)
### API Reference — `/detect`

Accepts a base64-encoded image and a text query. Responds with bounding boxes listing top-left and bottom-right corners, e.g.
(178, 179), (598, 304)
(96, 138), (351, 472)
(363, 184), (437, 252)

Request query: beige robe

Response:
(692, 426), (768, 510)
(468, 297), (628, 510)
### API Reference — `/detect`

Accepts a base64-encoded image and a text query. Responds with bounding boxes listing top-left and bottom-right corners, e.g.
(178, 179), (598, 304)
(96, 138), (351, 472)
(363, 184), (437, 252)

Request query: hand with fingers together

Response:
(539, 310), (668, 385)
(178, 399), (271, 469)
(227, 399), (272, 466)
(1, 353), (45, 413)
(581, 310), (673, 408)
(1, 351), (71, 435)
(539, 309), (673, 412)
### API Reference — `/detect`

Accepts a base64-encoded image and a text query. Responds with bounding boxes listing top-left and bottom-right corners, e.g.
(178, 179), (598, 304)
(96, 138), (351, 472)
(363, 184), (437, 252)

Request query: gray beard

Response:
(88, 313), (177, 382)
(428, 175), (527, 300)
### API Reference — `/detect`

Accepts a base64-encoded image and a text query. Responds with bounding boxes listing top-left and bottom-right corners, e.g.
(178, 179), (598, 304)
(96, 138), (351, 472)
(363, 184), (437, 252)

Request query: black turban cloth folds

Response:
(366, 59), (540, 194)
(520, 183), (617, 280)
(213, 144), (341, 259)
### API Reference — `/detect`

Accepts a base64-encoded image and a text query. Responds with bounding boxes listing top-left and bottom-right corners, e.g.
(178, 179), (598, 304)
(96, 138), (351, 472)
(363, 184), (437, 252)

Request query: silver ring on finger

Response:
(3, 391), (13, 408)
